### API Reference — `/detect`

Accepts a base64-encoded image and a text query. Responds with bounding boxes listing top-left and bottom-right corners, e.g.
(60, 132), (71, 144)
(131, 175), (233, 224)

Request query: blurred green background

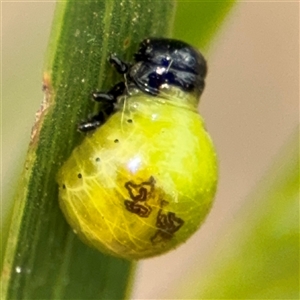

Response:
(2, 1), (299, 299)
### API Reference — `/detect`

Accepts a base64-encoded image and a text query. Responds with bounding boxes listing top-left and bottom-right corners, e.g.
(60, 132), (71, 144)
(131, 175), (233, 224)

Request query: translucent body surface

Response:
(57, 89), (218, 259)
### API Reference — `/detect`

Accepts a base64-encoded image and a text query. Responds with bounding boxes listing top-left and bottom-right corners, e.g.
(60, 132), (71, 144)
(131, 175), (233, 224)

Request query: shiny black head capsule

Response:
(79, 38), (207, 131)
(129, 38), (207, 97)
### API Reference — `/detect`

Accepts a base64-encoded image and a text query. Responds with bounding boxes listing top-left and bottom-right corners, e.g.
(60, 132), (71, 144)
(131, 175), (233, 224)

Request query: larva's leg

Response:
(78, 103), (114, 132)
(92, 82), (126, 103)
(79, 82), (125, 132)
(78, 55), (127, 133)
(109, 54), (129, 74)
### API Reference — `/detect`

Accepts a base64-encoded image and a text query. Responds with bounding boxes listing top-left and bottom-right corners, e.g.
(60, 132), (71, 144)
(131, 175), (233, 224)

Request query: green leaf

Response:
(170, 128), (299, 299)
(173, 1), (236, 50)
(1, 1), (175, 299)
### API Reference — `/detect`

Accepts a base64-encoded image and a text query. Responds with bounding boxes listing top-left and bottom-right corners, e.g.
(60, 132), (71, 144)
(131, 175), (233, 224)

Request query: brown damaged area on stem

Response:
(30, 72), (54, 147)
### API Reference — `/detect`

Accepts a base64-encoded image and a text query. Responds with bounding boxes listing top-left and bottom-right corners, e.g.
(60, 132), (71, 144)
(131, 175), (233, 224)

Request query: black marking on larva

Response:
(124, 201), (151, 218)
(127, 119), (133, 123)
(114, 139), (119, 143)
(78, 173), (82, 179)
(62, 184), (66, 189)
(124, 176), (155, 218)
(150, 209), (184, 244)
(95, 157), (100, 162)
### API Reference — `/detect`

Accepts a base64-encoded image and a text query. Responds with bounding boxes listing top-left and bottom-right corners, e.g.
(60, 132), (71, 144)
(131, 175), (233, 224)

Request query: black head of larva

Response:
(78, 38), (207, 132)
(129, 38), (207, 97)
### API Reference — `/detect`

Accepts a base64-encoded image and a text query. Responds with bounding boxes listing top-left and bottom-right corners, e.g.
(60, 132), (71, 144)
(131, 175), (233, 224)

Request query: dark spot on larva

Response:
(95, 157), (100, 162)
(150, 210), (184, 244)
(62, 184), (66, 189)
(123, 177), (155, 217)
(114, 139), (119, 143)
(78, 173), (82, 179)
(127, 119), (133, 123)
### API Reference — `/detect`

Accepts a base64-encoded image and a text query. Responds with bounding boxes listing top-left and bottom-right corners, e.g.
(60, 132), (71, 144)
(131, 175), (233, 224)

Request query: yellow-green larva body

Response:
(57, 88), (217, 260)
